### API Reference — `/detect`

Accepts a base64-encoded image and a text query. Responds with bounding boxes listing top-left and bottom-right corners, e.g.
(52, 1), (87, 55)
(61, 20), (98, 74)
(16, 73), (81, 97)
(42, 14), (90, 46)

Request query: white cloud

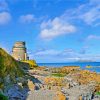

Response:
(0, 12), (11, 25)
(61, 0), (100, 26)
(31, 48), (98, 62)
(79, 0), (100, 25)
(87, 35), (100, 40)
(33, 48), (74, 57)
(79, 2), (100, 25)
(39, 0), (100, 40)
(34, 49), (60, 56)
(32, 48), (79, 62)
(19, 14), (35, 23)
(40, 17), (76, 40)
(79, 6), (100, 25)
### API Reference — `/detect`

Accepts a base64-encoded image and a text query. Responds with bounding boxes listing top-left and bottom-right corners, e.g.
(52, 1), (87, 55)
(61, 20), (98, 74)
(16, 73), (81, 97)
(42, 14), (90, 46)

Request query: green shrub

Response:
(51, 73), (66, 77)
(96, 92), (100, 95)
(0, 93), (8, 100)
(22, 60), (38, 68)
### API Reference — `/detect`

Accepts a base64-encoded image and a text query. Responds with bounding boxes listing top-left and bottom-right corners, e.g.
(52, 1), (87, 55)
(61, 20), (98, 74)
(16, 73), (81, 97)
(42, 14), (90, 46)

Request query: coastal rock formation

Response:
(27, 79), (36, 91)
(0, 48), (38, 99)
(68, 70), (100, 85)
(26, 90), (66, 100)
(50, 66), (80, 74)
(55, 91), (66, 100)
(0, 48), (100, 100)
(62, 83), (95, 100)
(29, 66), (100, 100)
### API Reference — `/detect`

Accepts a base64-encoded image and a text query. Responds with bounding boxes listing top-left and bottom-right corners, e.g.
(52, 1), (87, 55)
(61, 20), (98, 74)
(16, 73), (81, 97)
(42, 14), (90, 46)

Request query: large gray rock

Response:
(61, 84), (95, 100)
(7, 85), (27, 100)
(26, 90), (56, 100)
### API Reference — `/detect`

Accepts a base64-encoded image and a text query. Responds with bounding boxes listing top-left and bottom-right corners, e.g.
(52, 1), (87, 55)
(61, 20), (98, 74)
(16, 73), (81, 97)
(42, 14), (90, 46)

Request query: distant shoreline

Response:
(38, 62), (100, 73)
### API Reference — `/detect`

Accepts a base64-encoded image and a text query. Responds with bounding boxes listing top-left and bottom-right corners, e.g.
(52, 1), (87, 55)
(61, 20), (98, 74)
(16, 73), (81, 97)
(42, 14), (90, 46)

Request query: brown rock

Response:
(27, 79), (35, 91)
(54, 91), (66, 100)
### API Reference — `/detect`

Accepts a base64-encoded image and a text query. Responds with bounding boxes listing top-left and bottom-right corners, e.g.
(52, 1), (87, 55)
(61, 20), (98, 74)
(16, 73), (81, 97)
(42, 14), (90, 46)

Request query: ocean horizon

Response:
(38, 62), (100, 73)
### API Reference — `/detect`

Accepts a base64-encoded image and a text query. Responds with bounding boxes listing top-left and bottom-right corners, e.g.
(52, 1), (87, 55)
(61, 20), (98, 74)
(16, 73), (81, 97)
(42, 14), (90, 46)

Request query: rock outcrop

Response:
(0, 48), (37, 99)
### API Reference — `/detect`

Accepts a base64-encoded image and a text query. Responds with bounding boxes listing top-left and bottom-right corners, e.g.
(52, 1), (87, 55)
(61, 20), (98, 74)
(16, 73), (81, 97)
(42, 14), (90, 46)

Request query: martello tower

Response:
(12, 41), (29, 60)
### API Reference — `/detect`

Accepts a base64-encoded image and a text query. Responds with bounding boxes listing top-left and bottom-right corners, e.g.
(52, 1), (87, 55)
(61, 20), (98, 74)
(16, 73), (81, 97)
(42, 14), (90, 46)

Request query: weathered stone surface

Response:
(4, 75), (11, 85)
(12, 41), (29, 60)
(55, 91), (66, 100)
(26, 90), (56, 100)
(27, 79), (35, 91)
(26, 90), (66, 100)
(18, 82), (23, 88)
(7, 85), (25, 100)
(61, 83), (95, 100)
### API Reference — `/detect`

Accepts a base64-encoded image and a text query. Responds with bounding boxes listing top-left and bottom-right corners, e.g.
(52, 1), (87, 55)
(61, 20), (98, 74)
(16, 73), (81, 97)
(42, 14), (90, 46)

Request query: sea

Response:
(38, 62), (100, 73)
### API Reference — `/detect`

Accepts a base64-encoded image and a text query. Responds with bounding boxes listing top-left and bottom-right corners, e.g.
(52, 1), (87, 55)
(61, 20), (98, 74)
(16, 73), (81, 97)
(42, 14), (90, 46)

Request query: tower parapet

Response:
(12, 41), (29, 60)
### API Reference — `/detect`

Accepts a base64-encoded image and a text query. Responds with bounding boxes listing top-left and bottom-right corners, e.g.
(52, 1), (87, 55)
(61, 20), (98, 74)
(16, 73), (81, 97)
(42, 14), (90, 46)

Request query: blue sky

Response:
(0, 0), (100, 63)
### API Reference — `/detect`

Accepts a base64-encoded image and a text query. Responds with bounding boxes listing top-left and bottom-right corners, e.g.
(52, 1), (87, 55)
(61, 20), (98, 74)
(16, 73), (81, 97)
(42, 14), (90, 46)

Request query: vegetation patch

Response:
(96, 92), (100, 95)
(0, 48), (24, 78)
(51, 73), (66, 77)
(22, 60), (38, 69)
(0, 93), (8, 100)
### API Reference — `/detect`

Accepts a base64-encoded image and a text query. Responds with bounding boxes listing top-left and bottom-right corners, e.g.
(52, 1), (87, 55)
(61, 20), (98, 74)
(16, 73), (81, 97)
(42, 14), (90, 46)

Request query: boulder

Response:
(27, 79), (35, 91)
(7, 85), (24, 100)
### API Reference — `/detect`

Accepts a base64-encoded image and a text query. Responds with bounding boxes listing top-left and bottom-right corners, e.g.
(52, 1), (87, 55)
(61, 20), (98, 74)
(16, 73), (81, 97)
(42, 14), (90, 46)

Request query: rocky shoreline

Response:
(24, 66), (100, 100)
(0, 66), (100, 100)
(1, 65), (100, 100)
(0, 49), (100, 100)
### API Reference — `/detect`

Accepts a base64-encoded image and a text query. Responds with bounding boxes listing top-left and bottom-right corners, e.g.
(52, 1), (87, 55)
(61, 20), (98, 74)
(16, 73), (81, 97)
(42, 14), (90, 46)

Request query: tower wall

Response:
(12, 41), (28, 60)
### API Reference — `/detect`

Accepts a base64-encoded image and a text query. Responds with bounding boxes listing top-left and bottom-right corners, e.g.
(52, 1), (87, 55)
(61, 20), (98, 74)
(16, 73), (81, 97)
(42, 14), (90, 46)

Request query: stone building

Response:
(12, 41), (29, 60)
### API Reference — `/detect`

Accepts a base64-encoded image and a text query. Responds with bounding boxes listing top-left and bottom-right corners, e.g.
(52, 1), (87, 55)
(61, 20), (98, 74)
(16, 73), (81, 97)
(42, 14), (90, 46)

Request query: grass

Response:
(0, 48), (24, 83)
(22, 60), (38, 68)
(0, 93), (8, 100)
(96, 92), (100, 95)
(51, 73), (66, 77)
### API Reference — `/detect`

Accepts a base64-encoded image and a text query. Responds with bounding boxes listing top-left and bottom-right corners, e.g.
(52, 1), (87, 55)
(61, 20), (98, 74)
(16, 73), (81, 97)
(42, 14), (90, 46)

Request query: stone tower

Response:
(12, 41), (29, 60)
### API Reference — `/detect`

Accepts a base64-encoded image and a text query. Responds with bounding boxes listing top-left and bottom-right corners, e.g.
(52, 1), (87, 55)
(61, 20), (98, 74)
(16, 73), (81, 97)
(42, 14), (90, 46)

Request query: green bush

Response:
(0, 48), (24, 78)
(0, 93), (8, 100)
(96, 92), (100, 95)
(51, 73), (66, 77)
(22, 60), (38, 68)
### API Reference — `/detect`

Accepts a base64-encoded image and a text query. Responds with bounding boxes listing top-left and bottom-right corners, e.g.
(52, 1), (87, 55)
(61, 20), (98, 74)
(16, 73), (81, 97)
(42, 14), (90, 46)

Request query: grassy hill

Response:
(0, 48), (24, 89)
(0, 48), (39, 100)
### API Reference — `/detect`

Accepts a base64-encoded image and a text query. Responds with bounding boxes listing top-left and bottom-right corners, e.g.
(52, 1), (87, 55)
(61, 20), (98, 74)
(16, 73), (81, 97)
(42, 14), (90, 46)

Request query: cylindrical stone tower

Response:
(12, 41), (29, 60)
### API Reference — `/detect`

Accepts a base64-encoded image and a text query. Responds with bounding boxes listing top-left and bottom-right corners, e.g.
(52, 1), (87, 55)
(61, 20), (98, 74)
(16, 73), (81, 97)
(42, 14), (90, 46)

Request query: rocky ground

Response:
(24, 67), (100, 100)
(1, 48), (99, 100)
(27, 90), (59, 100)
(1, 66), (100, 100)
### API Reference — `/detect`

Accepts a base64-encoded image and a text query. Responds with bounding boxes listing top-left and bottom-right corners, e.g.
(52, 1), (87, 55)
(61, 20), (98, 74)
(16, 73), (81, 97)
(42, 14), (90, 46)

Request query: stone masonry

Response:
(12, 41), (29, 60)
